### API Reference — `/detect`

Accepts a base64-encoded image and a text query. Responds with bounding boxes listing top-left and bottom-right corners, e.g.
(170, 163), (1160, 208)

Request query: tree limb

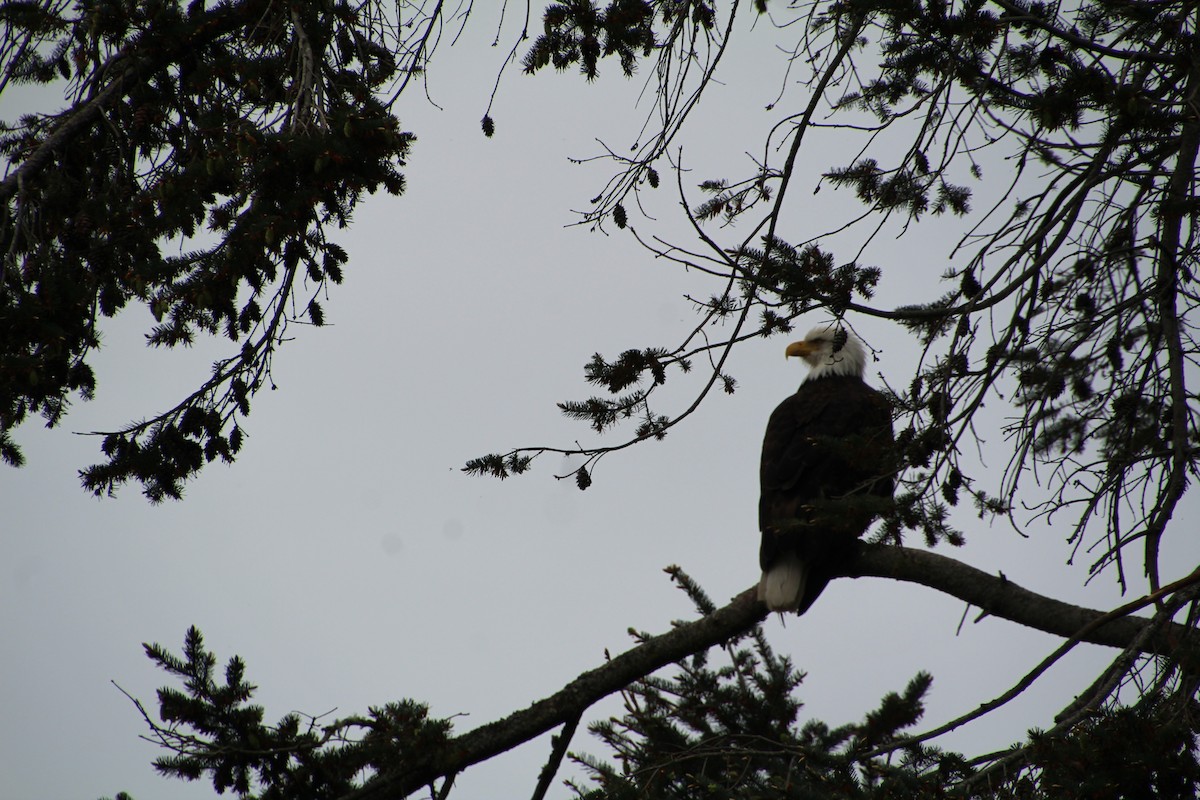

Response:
(850, 544), (1200, 655)
(341, 585), (767, 800)
(0, 0), (269, 204)
(341, 543), (1198, 800)
(529, 711), (581, 800)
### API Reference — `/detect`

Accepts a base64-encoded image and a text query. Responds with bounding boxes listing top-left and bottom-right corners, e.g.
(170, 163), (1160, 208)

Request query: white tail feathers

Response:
(757, 552), (808, 612)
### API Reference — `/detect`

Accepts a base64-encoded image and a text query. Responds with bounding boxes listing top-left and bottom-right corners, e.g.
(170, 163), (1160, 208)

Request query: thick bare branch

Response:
(343, 544), (1196, 800)
(849, 545), (1199, 654)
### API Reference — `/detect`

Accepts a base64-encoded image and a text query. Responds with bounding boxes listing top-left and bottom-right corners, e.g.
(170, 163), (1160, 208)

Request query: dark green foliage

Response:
(878, 489), (964, 548)
(116, 586), (1200, 800)
(587, 348), (670, 393)
(1, 1), (413, 499)
(736, 237), (881, 316)
(894, 293), (958, 346)
(693, 175), (773, 224)
(523, 1), (663, 80)
(550, 347), (676, 437)
(136, 626), (451, 800)
(1017, 704), (1200, 800)
(462, 451), (534, 480)
(559, 393), (647, 434)
(824, 159), (971, 219)
(569, 572), (969, 799)
(563, 583), (1200, 800)
(522, 0), (720, 81)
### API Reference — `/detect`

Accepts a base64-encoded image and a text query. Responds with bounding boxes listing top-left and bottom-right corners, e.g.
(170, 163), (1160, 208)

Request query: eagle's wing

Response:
(758, 386), (836, 532)
(758, 377), (893, 613)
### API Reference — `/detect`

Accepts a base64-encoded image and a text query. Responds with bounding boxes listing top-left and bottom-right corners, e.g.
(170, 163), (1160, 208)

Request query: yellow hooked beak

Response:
(785, 341), (814, 359)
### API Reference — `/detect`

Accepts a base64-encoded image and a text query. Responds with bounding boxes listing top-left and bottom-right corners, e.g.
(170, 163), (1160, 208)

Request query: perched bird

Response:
(758, 324), (895, 614)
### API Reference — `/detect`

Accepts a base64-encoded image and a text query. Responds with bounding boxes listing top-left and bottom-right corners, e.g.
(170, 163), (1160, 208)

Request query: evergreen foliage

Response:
(1017, 704), (1200, 800)
(568, 576), (968, 799)
(128, 626), (451, 800)
(117, 577), (1200, 799)
(523, 0), (660, 80)
(1, 0), (413, 499)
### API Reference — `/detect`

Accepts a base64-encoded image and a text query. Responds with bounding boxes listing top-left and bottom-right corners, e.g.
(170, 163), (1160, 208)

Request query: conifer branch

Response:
(0, 0), (266, 204)
(986, 0), (1176, 63)
(530, 711), (581, 800)
(341, 586), (767, 800)
(343, 544), (1198, 800)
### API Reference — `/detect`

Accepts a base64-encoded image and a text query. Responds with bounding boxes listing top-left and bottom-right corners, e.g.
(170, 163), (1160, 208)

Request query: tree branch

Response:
(850, 544), (1199, 655)
(342, 544), (1197, 800)
(0, 0), (269, 204)
(529, 711), (581, 800)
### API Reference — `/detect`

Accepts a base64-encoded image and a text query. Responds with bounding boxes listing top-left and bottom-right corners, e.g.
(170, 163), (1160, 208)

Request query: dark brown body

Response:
(759, 374), (895, 614)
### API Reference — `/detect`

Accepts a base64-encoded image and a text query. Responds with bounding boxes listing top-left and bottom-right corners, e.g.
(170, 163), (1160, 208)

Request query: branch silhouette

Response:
(344, 543), (1194, 800)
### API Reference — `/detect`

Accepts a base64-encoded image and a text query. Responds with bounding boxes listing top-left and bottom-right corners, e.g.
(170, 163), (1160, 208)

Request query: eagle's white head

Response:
(786, 324), (868, 380)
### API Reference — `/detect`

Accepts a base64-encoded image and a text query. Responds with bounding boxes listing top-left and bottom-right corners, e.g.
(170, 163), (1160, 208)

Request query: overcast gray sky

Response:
(3, 7), (1195, 800)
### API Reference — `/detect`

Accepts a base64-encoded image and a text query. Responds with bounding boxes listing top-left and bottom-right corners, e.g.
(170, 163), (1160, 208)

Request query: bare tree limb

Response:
(530, 711), (581, 800)
(850, 544), (1200, 655)
(342, 543), (1198, 800)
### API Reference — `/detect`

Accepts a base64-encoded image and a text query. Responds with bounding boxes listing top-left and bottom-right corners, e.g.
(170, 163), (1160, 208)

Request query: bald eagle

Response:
(758, 324), (895, 614)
